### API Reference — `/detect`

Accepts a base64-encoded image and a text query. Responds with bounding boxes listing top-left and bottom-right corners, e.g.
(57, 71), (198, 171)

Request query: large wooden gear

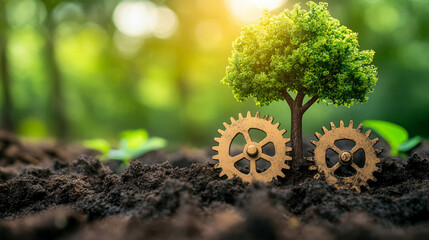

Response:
(212, 112), (292, 183)
(307, 120), (382, 192)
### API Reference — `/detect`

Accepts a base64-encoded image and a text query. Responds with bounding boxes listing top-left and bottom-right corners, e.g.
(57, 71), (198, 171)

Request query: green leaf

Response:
(398, 136), (422, 153)
(363, 120), (408, 156)
(107, 149), (130, 161)
(119, 129), (149, 152)
(130, 137), (167, 159)
(82, 138), (111, 156)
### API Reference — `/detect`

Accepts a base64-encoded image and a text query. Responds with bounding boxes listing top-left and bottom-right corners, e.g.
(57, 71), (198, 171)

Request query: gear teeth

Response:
(357, 124), (363, 132)
(309, 165), (317, 170)
(280, 129), (286, 135)
(214, 163), (221, 169)
(263, 115), (268, 120)
(223, 122), (229, 128)
(212, 146), (220, 151)
(369, 175), (377, 182)
(315, 132), (322, 139)
(307, 157), (314, 162)
(330, 122), (336, 130)
(349, 120), (354, 128)
(238, 113), (244, 119)
(268, 117), (274, 123)
(279, 172), (286, 177)
(218, 129), (225, 135)
(353, 186), (361, 193)
(371, 138), (379, 145)
(212, 155), (219, 160)
(310, 140), (318, 146)
(214, 137), (221, 143)
(274, 122), (280, 128)
(255, 112), (260, 118)
(363, 183), (370, 190)
(365, 129), (372, 137)
(246, 111), (251, 118)
(322, 126), (328, 133)
(283, 164), (290, 170)
(230, 117), (236, 124)
(314, 173), (320, 180)
(219, 171), (226, 177)
(286, 147), (292, 152)
(340, 120), (345, 128)
(375, 149), (383, 154)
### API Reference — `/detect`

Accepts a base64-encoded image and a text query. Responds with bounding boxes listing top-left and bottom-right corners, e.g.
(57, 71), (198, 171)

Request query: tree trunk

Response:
(290, 104), (303, 162)
(46, 16), (67, 140)
(282, 91), (318, 164)
(0, 10), (13, 132)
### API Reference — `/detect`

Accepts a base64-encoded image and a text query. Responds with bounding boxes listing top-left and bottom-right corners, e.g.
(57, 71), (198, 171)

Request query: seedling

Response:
(363, 120), (422, 156)
(83, 129), (167, 166)
(222, 2), (377, 162)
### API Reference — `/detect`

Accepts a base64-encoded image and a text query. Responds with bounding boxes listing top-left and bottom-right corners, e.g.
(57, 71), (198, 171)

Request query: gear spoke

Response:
(231, 153), (245, 163)
(330, 145), (343, 154)
(259, 136), (270, 147)
(242, 130), (252, 143)
(351, 162), (360, 171)
(350, 145), (360, 154)
(249, 159), (257, 174)
(330, 162), (341, 172)
(260, 153), (274, 162)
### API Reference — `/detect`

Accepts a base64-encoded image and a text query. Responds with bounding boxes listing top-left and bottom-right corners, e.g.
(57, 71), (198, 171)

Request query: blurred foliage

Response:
(0, 0), (428, 149)
(83, 128), (167, 165)
(363, 120), (421, 156)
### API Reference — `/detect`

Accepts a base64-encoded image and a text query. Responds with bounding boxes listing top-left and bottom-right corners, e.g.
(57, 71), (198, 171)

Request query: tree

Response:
(222, 2), (378, 163)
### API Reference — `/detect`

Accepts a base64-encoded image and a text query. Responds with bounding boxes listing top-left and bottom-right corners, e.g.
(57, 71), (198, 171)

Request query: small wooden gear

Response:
(212, 112), (292, 183)
(307, 120), (382, 192)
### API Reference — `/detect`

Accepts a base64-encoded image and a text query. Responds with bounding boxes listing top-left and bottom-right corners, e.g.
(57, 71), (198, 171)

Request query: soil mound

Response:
(1, 137), (429, 239)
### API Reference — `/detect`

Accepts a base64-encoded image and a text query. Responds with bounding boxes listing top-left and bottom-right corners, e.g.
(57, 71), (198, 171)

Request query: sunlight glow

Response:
(153, 7), (179, 39)
(225, 0), (287, 23)
(113, 2), (178, 39)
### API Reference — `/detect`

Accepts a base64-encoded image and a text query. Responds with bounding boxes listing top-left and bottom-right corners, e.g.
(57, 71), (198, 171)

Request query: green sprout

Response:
(83, 129), (167, 166)
(222, 2), (377, 162)
(363, 120), (422, 156)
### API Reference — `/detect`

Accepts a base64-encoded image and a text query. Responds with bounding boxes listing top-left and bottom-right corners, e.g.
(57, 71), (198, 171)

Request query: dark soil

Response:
(1, 132), (429, 240)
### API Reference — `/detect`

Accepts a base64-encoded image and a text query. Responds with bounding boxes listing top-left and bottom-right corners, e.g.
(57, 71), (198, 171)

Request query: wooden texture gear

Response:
(212, 112), (292, 183)
(308, 120), (382, 192)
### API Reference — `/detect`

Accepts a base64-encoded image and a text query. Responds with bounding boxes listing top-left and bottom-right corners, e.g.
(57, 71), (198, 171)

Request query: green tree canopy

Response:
(222, 1), (378, 107)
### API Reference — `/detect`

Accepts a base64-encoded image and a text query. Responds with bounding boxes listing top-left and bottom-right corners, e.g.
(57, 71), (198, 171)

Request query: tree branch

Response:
(302, 95), (319, 113)
(281, 91), (294, 107)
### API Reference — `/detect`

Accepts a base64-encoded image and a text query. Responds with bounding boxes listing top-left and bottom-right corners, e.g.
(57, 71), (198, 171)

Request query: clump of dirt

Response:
(1, 135), (429, 240)
(0, 131), (83, 168)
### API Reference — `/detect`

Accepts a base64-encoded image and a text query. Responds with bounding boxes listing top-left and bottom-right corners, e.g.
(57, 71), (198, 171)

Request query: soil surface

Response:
(1, 132), (429, 240)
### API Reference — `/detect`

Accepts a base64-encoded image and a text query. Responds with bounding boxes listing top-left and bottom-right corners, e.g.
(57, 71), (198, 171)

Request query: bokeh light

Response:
(224, 0), (287, 22)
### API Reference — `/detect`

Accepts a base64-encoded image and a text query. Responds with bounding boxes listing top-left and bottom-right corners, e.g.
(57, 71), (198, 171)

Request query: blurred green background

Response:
(0, 0), (428, 149)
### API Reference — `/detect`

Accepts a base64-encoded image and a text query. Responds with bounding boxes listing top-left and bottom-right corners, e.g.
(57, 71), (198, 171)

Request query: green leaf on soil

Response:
(82, 138), (111, 156)
(363, 120), (408, 156)
(130, 137), (167, 159)
(120, 129), (149, 152)
(398, 136), (422, 153)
